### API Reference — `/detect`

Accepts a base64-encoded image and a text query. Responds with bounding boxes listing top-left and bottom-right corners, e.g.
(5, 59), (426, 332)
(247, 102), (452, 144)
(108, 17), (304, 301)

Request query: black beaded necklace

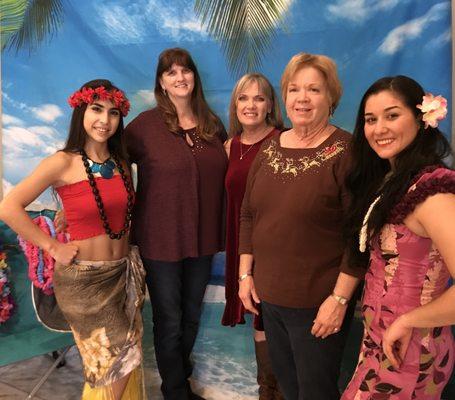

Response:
(80, 149), (134, 240)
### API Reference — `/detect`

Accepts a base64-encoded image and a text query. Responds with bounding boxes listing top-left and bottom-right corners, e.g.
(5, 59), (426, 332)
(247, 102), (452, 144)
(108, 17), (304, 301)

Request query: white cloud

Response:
(31, 104), (63, 123)
(136, 89), (156, 106)
(28, 125), (61, 139)
(379, 2), (450, 55)
(3, 125), (64, 160)
(2, 179), (14, 196)
(147, 0), (206, 40)
(2, 92), (28, 110)
(327, 0), (401, 23)
(146, 0), (207, 38)
(94, 0), (208, 43)
(424, 27), (451, 50)
(26, 197), (58, 212)
(95, 4), (146, 43)
(3, 91), (63, 124)
(327, 0), (368, 21)
(4, 126), (43, 148)
(2, 114), (24, 126)
(2, 178), (56, 210)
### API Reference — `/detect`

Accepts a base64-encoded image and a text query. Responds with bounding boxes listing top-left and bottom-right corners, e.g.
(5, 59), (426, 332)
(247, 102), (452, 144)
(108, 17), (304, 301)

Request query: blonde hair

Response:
(280, 53), (343, 112)
(228, 73), (283, 137)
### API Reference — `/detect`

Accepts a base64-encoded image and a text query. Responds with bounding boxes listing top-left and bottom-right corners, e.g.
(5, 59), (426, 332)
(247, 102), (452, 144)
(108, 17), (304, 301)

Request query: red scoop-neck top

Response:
(55, 174), (131, 240)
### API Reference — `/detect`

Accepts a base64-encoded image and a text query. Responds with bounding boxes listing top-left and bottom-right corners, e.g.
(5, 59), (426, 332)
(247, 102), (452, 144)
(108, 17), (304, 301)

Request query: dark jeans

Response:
(262, 300), (355, 400)
(143, 255), (213, 400)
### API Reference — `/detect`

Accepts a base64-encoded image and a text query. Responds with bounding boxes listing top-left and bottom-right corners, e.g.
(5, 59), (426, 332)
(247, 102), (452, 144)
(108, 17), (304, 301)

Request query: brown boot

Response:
(255, 340), (285, 400)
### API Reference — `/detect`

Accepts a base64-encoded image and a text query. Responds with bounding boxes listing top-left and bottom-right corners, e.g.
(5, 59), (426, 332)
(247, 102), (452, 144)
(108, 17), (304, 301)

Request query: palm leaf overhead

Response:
(195, 0), (292, 78)
(1, 0), (64, 53)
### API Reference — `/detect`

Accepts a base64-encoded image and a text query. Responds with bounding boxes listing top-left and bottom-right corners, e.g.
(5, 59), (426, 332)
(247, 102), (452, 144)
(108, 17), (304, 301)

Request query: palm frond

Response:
(195, 0), (292, 78)
(1, 0), (64, 53)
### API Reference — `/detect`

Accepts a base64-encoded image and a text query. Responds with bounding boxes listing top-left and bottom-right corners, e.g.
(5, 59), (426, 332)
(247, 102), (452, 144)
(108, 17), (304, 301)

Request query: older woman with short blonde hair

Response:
(238, 53), (365, 399)
(280, 53), (343, 112)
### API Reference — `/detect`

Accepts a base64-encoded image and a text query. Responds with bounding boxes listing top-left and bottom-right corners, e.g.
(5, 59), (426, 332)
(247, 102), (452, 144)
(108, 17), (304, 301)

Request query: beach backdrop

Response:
(1, 1), (452, 398)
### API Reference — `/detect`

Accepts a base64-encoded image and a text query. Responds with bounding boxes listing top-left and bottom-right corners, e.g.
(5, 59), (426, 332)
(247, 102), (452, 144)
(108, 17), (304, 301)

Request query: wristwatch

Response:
(238, 272), (253, 282)
(331, 292), (348, 305)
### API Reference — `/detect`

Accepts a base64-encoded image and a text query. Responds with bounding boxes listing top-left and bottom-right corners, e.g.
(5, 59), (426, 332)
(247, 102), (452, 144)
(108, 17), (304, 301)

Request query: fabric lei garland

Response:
(0, 249), (15, 324)
(18, 215), (67, 296)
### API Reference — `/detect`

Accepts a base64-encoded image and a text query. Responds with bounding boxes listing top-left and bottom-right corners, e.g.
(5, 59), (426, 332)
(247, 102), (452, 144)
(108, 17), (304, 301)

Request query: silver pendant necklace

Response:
(240, 142), (255, 160)
(239, 127), (272, 160)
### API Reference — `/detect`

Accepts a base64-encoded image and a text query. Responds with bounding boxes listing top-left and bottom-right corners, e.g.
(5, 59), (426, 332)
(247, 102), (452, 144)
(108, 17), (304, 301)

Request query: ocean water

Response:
(142, 286), (258, 399)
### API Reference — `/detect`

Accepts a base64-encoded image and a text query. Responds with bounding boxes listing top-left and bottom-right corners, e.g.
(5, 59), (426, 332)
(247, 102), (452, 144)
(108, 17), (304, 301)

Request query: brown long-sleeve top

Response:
(238, 128), (365, 308)
(125, 107), (228, 261)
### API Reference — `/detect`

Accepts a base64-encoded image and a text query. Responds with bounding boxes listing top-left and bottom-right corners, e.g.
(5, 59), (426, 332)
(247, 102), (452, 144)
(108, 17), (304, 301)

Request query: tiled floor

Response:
(0, 346), (168, 400)
(2, 305), (454, 400)
(0, 347), (84, 400)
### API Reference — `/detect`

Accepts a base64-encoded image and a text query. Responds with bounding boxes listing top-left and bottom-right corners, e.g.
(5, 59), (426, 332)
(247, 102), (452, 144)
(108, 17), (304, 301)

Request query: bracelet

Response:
(238, 272), (253, 282)
(331, 292), (349, 305)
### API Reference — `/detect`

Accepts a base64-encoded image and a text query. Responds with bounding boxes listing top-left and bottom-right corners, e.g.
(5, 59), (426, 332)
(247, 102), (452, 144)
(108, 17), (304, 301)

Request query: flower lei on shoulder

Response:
(416, 93), (447, 128)
(0, 249), (15, 324)
(68, 86), (130, 116)
(18, 215), (67, 296)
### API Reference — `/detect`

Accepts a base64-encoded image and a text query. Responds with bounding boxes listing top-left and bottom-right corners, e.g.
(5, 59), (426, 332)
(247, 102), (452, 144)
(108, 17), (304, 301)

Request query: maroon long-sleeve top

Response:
(125, 107), (227, 261)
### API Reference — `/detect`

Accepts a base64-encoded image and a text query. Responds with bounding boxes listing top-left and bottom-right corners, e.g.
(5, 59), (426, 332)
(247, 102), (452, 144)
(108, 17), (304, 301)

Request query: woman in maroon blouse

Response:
(125, 48), (227, 400)
(222, 73), (284, 399)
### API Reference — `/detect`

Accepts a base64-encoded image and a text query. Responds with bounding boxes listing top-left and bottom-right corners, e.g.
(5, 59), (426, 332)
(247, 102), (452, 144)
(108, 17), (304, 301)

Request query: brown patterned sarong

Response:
(50, 246), (145, 388)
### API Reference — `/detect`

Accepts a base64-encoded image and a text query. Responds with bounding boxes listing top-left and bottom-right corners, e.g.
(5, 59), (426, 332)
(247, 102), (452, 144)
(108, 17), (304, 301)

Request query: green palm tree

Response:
(1, 0), (64, 53)
(194, 0), (292, 78)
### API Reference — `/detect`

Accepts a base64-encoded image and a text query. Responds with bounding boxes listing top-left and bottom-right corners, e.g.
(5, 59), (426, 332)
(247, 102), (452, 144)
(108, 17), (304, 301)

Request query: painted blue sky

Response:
(2, 0), (452, 204)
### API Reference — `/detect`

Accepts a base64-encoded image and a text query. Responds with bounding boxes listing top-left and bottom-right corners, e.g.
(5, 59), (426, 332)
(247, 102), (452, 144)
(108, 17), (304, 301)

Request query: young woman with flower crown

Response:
(0, 79), (146, 400)
(342, 75), (455, 399)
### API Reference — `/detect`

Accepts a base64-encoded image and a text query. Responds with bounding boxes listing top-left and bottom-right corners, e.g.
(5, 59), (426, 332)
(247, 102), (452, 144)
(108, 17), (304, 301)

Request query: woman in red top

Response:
(0, 79), (146, 400)
(222, 73), (284, 399)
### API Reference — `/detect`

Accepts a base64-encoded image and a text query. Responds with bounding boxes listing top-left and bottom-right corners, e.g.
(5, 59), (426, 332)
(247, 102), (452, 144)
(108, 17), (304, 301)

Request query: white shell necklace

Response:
(359, 196), (381, 252)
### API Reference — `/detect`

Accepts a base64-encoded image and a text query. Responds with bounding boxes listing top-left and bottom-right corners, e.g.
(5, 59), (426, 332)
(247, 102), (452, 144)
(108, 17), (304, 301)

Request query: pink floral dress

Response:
(342, 167), (455, 400)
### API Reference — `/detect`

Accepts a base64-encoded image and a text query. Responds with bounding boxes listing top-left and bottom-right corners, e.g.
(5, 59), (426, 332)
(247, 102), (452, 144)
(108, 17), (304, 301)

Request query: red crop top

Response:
(55, 175), (132, 240)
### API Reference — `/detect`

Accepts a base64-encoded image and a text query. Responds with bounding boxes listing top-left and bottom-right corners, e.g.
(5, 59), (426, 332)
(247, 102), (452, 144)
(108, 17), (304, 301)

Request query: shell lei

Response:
(18, 215), (67, 295)
(0, 249), (15, 324)
(359, 196), (381, 253)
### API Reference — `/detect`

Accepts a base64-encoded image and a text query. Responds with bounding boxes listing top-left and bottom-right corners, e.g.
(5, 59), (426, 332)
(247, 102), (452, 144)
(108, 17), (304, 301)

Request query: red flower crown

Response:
(68, 86), (130, 116)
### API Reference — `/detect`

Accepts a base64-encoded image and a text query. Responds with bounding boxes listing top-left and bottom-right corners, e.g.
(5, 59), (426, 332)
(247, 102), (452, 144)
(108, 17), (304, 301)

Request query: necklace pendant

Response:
(80, 149), (133, 241)
(99, 164), (114, 179)
(88, 158), (116, 179)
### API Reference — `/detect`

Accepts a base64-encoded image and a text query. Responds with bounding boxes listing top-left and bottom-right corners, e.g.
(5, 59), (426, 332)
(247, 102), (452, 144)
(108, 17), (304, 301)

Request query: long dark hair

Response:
(62, 79), (128, 161)
(345, 75), (452, 267)
(154, 47), (223, 140)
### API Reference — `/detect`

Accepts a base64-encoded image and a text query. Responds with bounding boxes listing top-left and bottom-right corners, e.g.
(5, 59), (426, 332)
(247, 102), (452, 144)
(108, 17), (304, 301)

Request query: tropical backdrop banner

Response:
(0, 0), (453, 397)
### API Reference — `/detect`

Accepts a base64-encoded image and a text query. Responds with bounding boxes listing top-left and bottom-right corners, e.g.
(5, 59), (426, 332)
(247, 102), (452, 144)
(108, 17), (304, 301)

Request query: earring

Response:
(162, 87), (167, 95)
(329, 106), (334, 117)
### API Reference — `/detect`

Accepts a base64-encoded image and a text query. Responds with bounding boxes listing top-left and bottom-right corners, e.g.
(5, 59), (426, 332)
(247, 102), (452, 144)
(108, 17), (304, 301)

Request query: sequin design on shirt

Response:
(263, 139), (346, 178)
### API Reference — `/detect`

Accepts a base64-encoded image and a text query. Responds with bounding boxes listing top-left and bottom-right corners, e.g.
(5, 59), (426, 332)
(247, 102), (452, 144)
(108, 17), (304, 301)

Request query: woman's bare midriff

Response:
(71, 234), (130, 261)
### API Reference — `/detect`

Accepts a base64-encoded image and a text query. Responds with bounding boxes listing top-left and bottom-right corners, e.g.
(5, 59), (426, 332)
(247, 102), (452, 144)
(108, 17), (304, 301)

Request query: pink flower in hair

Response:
(416, 94), (448, 129)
